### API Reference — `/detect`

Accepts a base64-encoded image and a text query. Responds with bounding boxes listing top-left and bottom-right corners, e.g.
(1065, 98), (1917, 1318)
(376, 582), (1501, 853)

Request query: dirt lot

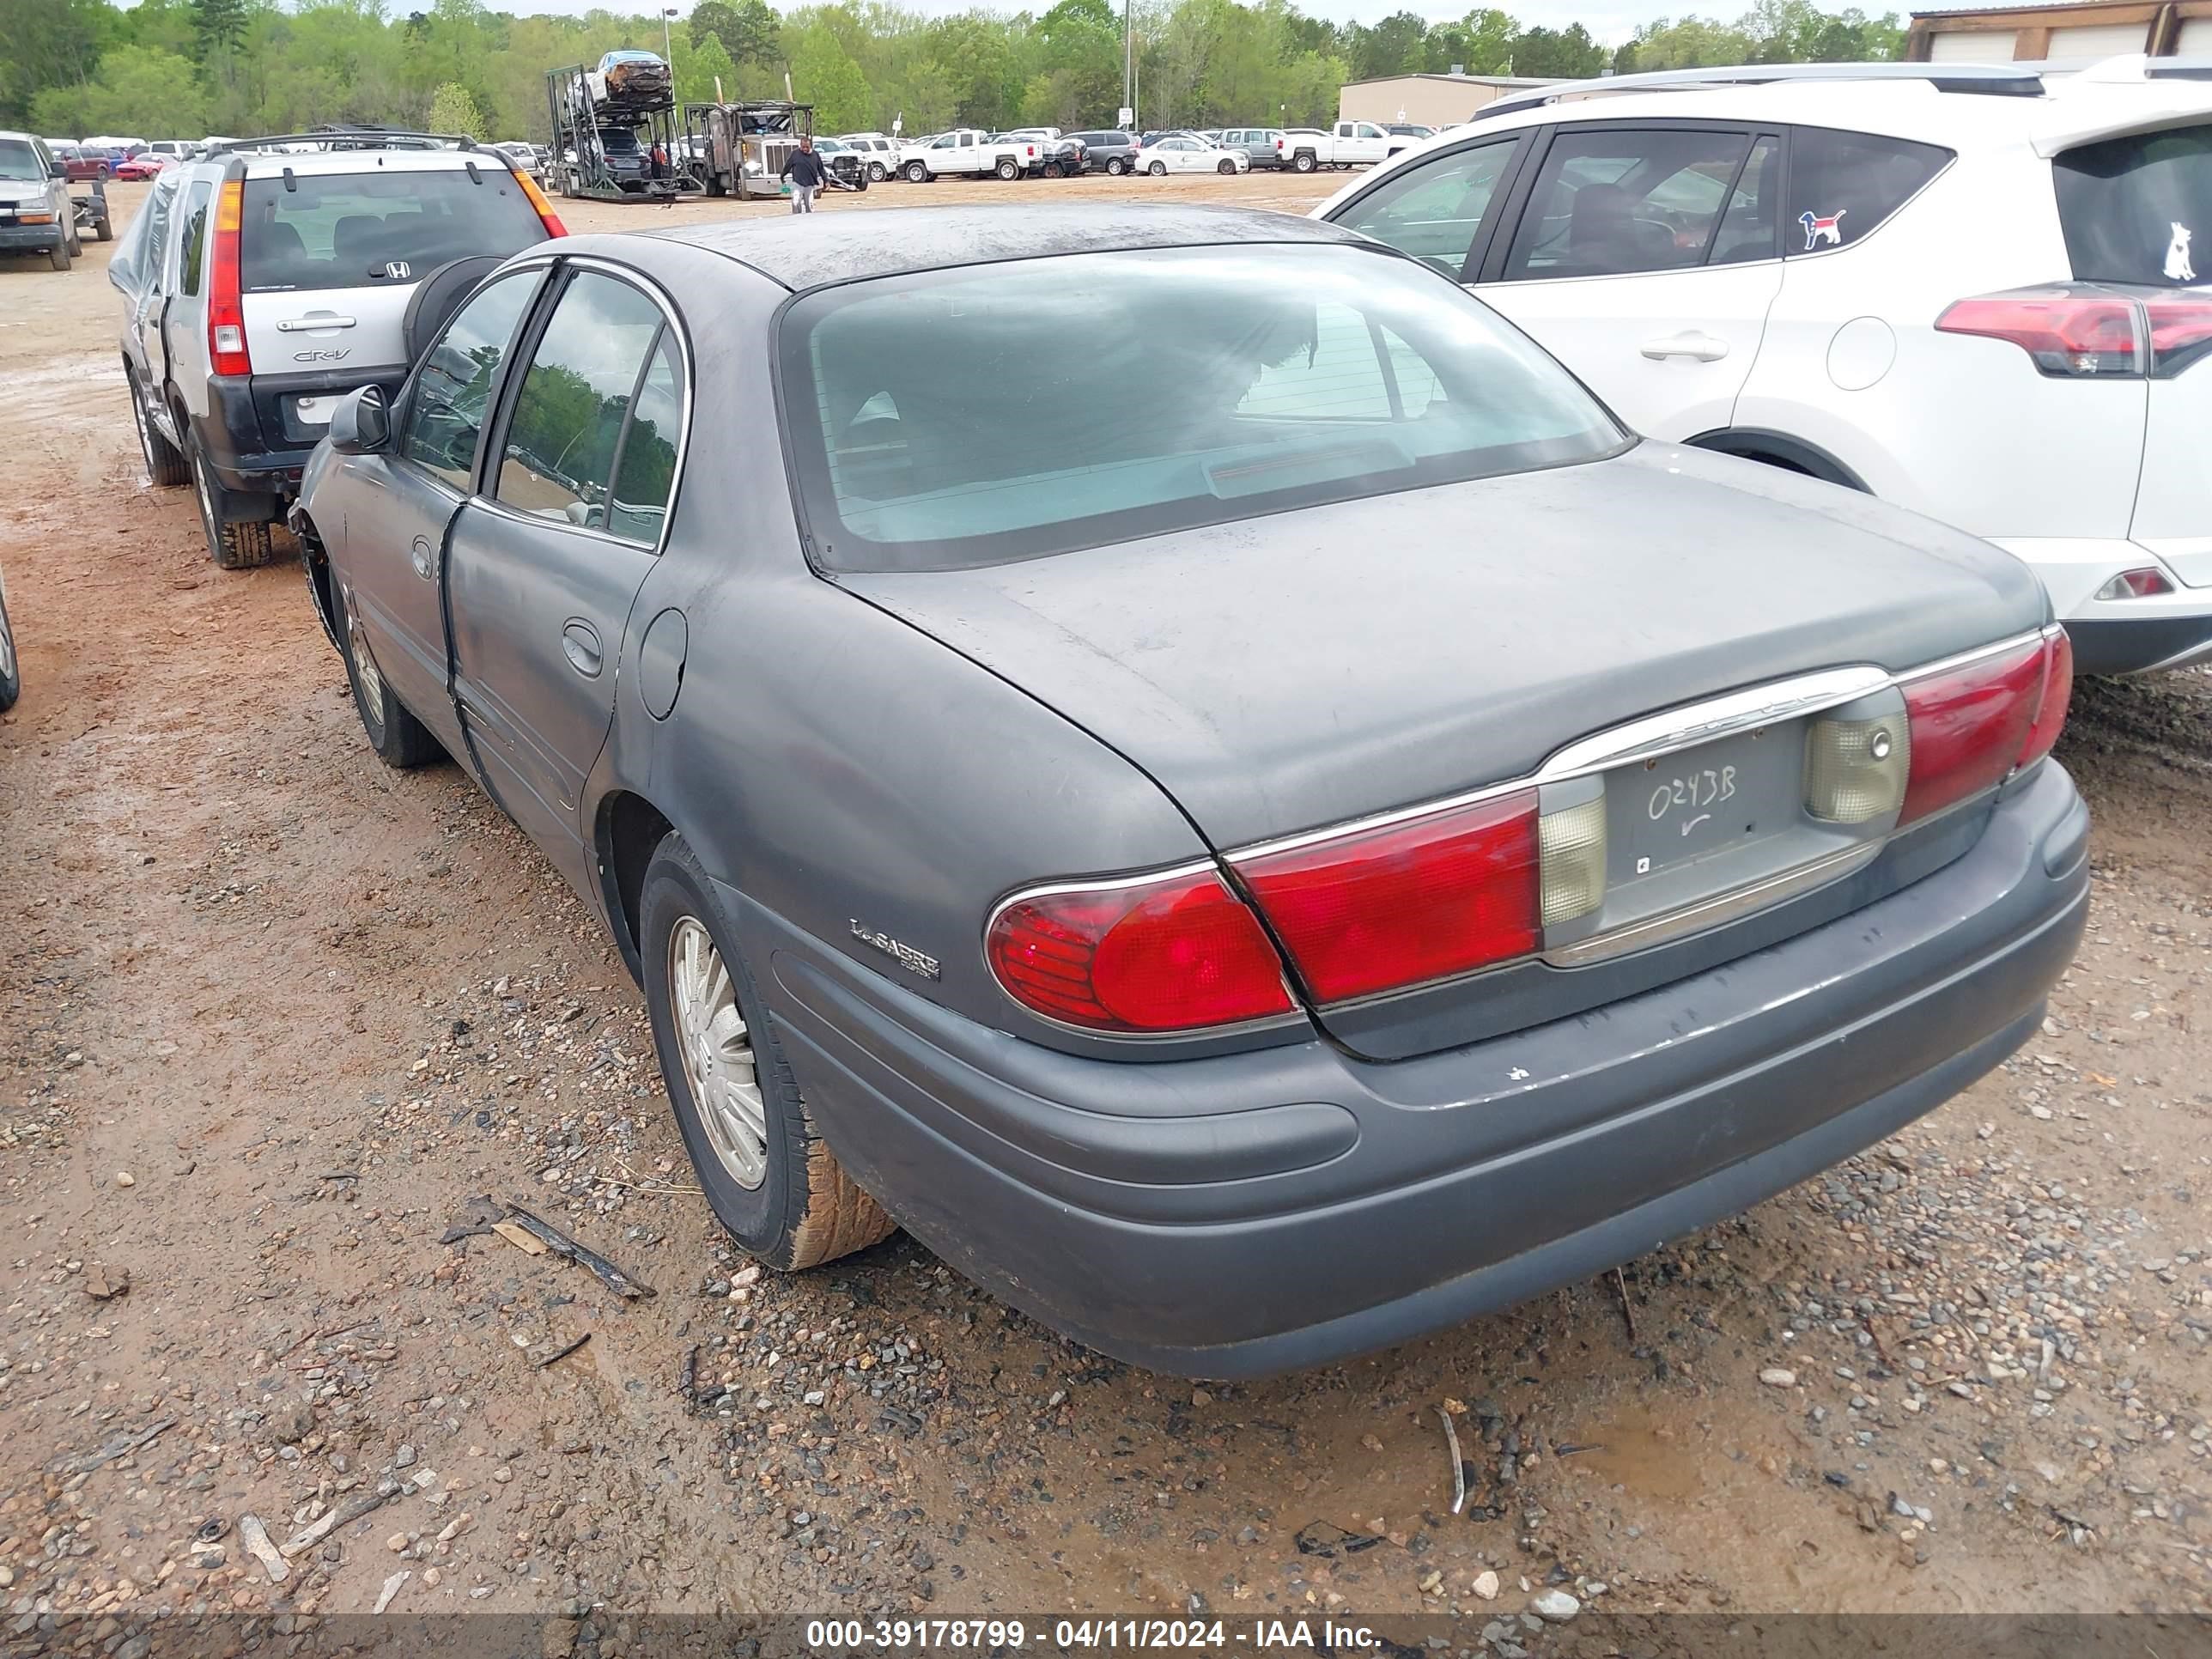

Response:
(3, 173), (2210, 1648)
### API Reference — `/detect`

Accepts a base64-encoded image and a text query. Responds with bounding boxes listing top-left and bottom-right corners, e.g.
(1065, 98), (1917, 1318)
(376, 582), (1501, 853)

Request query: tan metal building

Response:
(1337, 74), (1559, 128)
(1905, 0), (2212, 61)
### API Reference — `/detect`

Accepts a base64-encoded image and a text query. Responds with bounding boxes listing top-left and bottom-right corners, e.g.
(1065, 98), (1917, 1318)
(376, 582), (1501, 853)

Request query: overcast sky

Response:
(492, 0), (1676, 44)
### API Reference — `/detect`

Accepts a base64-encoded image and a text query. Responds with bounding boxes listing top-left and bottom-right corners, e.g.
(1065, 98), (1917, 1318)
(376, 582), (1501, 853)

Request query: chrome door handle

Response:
(276, 316), (358, 331)
(410, 538), (434, 580)
(1641, 331), (1729, 362)
(562, 621), (604, 678)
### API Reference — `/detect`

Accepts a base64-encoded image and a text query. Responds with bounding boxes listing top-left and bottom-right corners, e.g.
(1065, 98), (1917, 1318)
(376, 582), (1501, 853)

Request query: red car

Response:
(54, 145), (117, 180)
(112, 153), (167, 180)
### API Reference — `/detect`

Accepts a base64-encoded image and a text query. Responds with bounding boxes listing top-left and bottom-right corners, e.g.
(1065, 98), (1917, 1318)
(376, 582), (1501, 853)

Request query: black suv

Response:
(1069, 131), (1138, 176)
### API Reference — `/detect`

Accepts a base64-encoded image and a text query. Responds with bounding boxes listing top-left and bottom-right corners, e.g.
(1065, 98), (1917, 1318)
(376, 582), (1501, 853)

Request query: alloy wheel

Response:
(668, 916), (768, 1189)
(346, 604), (387, 738)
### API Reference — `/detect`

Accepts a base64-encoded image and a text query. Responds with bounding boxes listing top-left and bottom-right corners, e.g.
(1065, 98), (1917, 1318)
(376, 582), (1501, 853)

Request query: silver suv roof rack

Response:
(1474, 61), (2046, 121)
(209, 129), (477, 155)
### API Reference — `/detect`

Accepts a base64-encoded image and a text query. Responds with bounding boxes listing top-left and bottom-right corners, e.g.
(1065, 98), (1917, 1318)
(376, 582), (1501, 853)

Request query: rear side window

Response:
(1504, 128), (1754, 280)
(2055, 124), (2211, 286)
(240, 170), (544, 295)
(1784, 127), (1950, 255)
(179, 180), (214, 295)
(496, 272), (668, 537)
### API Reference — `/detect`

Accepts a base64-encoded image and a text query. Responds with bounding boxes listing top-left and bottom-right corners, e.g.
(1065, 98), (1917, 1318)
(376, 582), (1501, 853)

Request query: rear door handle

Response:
(562, 620), (604, 678)
(1640, 331), (1729, 362)
(410, 538), (434, 580)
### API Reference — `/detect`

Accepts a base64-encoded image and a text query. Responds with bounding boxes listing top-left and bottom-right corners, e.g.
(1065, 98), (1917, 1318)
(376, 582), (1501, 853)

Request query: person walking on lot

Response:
(782, 133), (827, 214)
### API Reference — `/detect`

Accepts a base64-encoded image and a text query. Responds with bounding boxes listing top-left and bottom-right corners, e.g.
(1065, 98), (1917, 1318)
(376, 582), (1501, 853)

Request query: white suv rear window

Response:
(2055, 124), (2211, 288)
(240, 170), (544, 294)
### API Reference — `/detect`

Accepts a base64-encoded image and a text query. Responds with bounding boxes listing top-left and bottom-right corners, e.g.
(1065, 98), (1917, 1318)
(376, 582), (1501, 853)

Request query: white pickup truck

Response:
(1276, 120), (1416, 173)
(897, 129), (1041, 182)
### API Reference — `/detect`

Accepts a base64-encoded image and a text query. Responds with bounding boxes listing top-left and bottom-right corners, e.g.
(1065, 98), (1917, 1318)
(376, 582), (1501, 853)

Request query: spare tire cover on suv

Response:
(402, 256), (508, 366)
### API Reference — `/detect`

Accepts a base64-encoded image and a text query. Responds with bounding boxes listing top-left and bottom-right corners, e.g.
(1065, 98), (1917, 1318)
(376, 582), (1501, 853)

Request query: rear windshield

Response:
(781, 244), (1625, 573)
(240, 169), (544, 294)
(2056, 124), (2212, 287)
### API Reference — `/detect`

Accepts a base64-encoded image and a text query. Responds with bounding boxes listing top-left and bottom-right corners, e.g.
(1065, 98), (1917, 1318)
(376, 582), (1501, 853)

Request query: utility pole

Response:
(663, 7), (678, 67)
(1122, 0), (1133, 131)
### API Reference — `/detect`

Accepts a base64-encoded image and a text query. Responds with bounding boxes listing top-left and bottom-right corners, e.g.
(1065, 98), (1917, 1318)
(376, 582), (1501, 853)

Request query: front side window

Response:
(782, 244), (1625, 573)
(1334, 139), (1517, 281)
(496, 271), (667, 533)
(1710, 135), (1781, 265)
(2055, 123), (2211, 286)
(400, 270), (539, 491)
(1503, 127), (1754, 280)
(1784, 126), (1950, 256)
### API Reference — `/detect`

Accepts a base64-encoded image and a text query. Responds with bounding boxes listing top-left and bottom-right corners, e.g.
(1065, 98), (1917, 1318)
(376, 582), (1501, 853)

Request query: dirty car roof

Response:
(641, 204), (1366, 291)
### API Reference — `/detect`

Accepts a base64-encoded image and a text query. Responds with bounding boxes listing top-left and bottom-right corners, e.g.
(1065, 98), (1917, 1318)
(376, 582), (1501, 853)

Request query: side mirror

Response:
(49, 162), (66, 179)
(329, 385), (389, 455)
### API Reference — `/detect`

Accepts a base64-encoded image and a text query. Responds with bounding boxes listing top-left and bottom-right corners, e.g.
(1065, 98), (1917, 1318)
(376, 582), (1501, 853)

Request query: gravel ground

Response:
(1, 178), (2207, 1651)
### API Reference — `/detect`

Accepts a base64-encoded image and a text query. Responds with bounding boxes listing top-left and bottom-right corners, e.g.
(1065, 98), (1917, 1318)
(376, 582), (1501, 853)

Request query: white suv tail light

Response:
(1938, 286), (2212, 380)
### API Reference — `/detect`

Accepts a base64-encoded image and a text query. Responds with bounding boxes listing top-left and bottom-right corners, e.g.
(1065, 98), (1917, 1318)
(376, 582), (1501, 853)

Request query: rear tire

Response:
(641, 834), (896, 1271)
(1106, 157), (1127, 175)
(1292, 151), (1316, 173)
(1042, 161), (1064, 178)
(0, 584), (17, 715)
(1148, 161), (1166, 176)
(995, 157), (1019, 180)
(131, 375), (189, 487)
(188, 441), (279, 570)
(334, 582), (442, 769)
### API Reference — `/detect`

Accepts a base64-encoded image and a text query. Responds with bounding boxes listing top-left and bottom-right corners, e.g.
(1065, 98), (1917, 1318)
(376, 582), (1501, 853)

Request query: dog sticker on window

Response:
(2166, 222), (2196, 285)
(1799, 208), (1846, 251)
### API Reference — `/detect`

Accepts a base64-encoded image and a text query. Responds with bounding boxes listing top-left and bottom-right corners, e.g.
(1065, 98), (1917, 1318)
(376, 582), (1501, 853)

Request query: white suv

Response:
(112, 131), (563, 568)
(1315, 59), (2212, 675)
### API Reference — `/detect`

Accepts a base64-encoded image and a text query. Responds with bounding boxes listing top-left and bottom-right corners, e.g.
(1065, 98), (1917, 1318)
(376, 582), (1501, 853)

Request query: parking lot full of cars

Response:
(3, 65), (2212, 1626)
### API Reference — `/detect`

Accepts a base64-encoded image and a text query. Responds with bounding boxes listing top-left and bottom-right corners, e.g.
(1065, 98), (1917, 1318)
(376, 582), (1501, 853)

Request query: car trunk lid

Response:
(847, 446), (2048, 1053)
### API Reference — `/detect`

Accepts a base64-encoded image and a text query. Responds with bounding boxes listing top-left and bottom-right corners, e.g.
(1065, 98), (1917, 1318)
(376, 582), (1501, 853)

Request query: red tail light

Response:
(515, 167), (569, 237)
(208, 177), (251, 377)
(986, 868), (1292, 1032)
(2018, 628), (2072, 771)
(1899, 635), (2057, 824)
(1936, 290), (2140, 378)
(1235, 791), (1540, 1004)
(2146, 293), (2212, 376)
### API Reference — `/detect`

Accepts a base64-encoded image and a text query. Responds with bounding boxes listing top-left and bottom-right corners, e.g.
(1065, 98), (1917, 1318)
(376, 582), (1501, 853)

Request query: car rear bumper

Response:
(747, 762), (2088, 1377)
(195, 368), (408, 502)
(0, 223), (64, 252)
(1990, 536), (2212, 674)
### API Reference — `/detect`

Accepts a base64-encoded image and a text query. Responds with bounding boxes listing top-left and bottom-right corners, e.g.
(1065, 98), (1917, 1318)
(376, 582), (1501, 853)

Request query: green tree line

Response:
(1, 0), (1901, 147)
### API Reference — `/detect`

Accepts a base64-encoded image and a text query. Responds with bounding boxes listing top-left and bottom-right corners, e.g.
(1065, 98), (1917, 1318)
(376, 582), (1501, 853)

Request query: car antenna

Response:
(282, 165), (297, 192)
(465, 159), (481, 185)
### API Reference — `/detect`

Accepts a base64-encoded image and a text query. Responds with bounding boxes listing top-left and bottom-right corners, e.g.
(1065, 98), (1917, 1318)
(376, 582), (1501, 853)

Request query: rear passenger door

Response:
(1471, 122), (1784, 440)
(445, 265), (683, 893)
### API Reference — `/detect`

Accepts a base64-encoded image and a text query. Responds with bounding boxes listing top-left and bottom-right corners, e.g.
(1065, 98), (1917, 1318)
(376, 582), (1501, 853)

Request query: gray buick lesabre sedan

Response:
(293, 205), (2087, 1376)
